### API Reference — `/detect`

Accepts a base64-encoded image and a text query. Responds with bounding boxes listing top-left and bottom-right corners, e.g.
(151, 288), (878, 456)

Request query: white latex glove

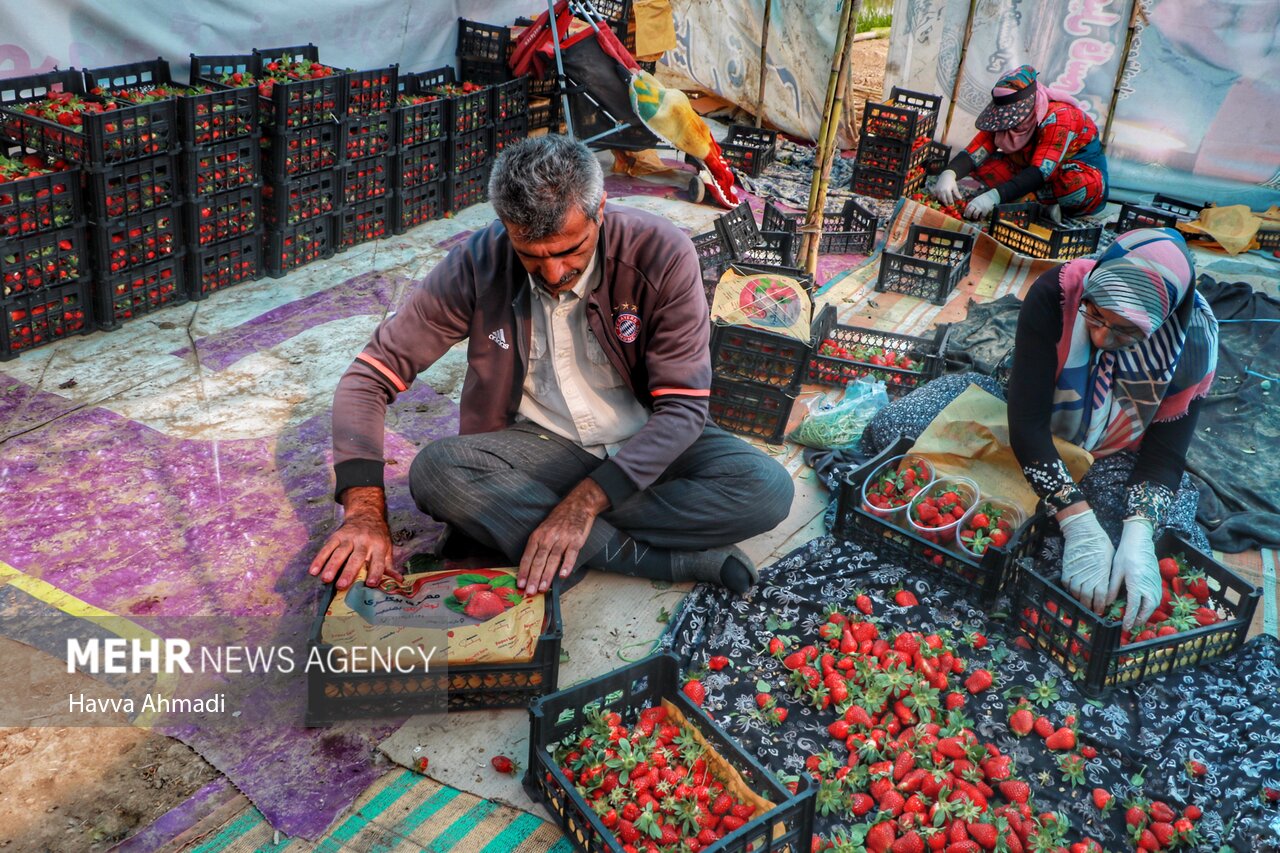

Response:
(932, 169), (961, 205)
(1059, 509), (1116, 614)
(964, 188), (1000, 220)
(1109, 517), (1163, 631)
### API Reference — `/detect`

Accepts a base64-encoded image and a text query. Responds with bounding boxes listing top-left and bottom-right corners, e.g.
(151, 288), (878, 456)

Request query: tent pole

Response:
(941, 0), (979, 142)
(801, 0), (861, 273)
(755, 0), (774, 127)
(1102, 0), (1144, 148)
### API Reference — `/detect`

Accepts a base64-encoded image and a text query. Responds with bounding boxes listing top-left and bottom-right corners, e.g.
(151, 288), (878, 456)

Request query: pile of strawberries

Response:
(1023, 552), (1226, 656)
(12, 90), (119, 129)
(957, 504), (1015, 557)
(909, 193), (966, 221)
(810, 338), (922, 388)
(750, 598), (1204, 852)
(98, 83), (215, 105)
(908, 483), (975, 542)
(0, 154), (75, 239)
(4, 289), (87, 353)
(550, 704), (762, 850)
(863, 458), (931, 513)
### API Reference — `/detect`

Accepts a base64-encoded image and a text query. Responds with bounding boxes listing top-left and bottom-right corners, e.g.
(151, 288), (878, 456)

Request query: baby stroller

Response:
(509, 0), (743, 209)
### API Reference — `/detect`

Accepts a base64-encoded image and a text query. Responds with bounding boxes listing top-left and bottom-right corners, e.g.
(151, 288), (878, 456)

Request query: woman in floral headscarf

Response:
(1006, 228), (1218, 630)
(932, 65), (1110, 221)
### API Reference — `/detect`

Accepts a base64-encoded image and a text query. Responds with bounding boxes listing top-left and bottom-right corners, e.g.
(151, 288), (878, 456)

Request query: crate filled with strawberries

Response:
(1008, 533), (1260, 697)
(335, 195), (392, 250)
(411, 67), (491, 136)
(395, 75), (448, 148)
(834, 436), (1047, 605)
(874, 224), (973, 305)
(708, 376), (797, 445)
(851, 87), (940, 201)
(524, 653), (815, 853)
(712, 303), (834, 392)
(243, 46), (347, 131)
(94, 252), (186, 330)
(0, 153), (81, 240)
(807, 322), (949, 397)
(264, 216), (334, 278)
(1, 279), (92, 361)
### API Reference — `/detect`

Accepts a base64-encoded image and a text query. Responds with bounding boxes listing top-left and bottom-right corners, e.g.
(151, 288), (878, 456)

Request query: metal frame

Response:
(547, 0), (642, 148)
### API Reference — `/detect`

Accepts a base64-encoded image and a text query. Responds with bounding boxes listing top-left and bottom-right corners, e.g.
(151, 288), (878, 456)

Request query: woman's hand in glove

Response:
(964, 188), (1001, 220)
(932, 170), (961, 205)
(1059, 508), (1116, 613)
(1109, 517), (1163, 631)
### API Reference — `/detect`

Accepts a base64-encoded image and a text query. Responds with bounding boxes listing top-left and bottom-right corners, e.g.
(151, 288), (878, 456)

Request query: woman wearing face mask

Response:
(932, 65), (1109, 222)
(1005, 228), (1218, 629)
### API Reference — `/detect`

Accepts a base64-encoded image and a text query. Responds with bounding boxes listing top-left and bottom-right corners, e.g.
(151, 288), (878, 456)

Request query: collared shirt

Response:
(516, 248), (650, 457)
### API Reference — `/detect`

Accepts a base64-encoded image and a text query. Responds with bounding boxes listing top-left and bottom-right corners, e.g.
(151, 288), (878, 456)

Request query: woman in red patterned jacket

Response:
(932, 65), (1110, 222)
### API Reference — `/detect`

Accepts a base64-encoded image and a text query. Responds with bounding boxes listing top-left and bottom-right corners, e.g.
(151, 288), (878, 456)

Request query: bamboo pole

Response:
(941, 0), (979, 142)
(1102, 0), (1145, 149)
(755, 0), (774, 127)
(801, 0), (863, 273)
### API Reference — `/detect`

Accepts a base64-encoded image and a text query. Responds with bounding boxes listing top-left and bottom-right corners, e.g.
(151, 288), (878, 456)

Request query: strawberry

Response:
(707, 655), (730, 671)
(892, 831), (926, 853)
(893, 751), (916, 781)
(618, 820), (640, 844)
(1184, 804), (1202, 820)
(1126, 805), (1149, 829)
(1158, 557), (1179, 580)
(967, 821), (997, 850)
(964, 669), (993, 693)
(1008, 707), (1034, 737)
(1136, 828), (1160, 851)
(719, 814), (745, 833)
(490, 755), (517, 774)
(1150, 821), (1175, 847)
(1044, 728), (1076, 751)
(783, 651), (807, 670)
(894, 589), (919, 607)
(867, 821), (898, 853)
(710, 793), (733, 815)
(1032, 716), (1055, 739)
(1185, 759), (1207, 777)
(1091, 788), (1113, 813)
(682, 679), (706, 706)
(755, 692), (773, 709)
(1194, 606), (1219, 626)
(998, 780), (1030, 805)
(768, 637), (785, 657)
(1149, 801), (1175, 823)
(851, 792), (875, 816)
(855, 594), (874, 615)
(697, 828), (720, 846)
(770, 707), (788, 724)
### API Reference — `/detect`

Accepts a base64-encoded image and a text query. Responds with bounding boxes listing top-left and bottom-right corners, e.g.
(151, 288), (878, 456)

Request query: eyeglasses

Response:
(1079, 301), (1142, 347)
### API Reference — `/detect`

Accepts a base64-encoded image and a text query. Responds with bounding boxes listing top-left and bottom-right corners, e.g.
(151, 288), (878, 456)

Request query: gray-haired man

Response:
(310, 135), (793, 596)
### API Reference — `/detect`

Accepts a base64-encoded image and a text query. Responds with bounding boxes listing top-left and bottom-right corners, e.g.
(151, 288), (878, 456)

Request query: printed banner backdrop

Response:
(884, 0), (1280, 208)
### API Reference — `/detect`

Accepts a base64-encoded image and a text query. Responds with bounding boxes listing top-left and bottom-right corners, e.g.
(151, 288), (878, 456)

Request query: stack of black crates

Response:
(0, 74), (91, 358)
(852, 87), (942, 201)
(331, 49), (398, 252)
(0, 68), (186, 332)
(88, 58), (264, 304)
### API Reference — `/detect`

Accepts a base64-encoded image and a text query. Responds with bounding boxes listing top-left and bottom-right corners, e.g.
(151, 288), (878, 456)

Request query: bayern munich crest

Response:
(615, 311), (640, 343)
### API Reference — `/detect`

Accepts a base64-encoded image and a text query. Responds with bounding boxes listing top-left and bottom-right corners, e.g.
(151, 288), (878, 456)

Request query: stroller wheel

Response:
(686, 175), (706, 204)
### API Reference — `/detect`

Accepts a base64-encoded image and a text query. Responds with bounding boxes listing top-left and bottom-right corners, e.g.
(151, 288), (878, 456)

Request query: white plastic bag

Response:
(789, 376), (889, 450)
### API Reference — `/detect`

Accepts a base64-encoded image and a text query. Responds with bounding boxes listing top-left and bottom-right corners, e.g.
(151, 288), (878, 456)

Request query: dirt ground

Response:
(0, 41), (890, 852)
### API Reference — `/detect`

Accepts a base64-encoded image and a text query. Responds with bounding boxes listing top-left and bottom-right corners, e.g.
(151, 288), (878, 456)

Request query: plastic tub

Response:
(956, 497), (1025, 557)
(860, 453), (936, 521)
(907, 476), (980, 548)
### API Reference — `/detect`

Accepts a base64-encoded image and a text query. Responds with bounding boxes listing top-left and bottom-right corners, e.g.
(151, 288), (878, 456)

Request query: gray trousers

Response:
(408, 422), (794, 565)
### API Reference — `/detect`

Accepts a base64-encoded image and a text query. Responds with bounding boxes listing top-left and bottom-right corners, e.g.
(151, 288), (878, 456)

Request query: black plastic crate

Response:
(392, 180), (446, 234)
(855, 133), (931, 176)
(412, 67), (490, 136)
(187, 231), (262, 299)
(0, 70), (177, 167)
(762, 201), (801, 235)
(448, 128), (491, 176)
(459, 56), (511, 87)
(1, 278), (92, 361)
(306, 578), (563, 723)
(1, 224), (88, 299)
(808, 320), (949, 397)
(457, 18), (510, 64)
(395, 76), (448, 147)
(88, 58), (257, 145)
(393, 140), (446, 190)
(344, 65), (397, 117)
(264, 216), (334, 278)
(338, 156), (391, 205)
(818, 198), (876, 254)
(447, 163), (490, 212)
(1008, 534), (1260, 697)
(260, 121), (342, 181)
(711, 303), (832, 391)
(249, 45), (347, 130)
(183, 184), (260, 248)
(875, 224), (973, 305)
(923, 141), (951, 176)
(708, 375), (796, 444)
(737, 230), (797, 268)
(861, 87), (940, 142)
(1258, 227), (1280, 251)
(833, 436), (1047, 606)
(0, 165), (81, 239)
(181, 135), (262, 197)
(591, 0), (633, 25)
(850, 163), (926, 200)
(990, 202), (1102, 260)
(342, 113), (394, 161)
(90, 204), (181, 279)
(262, 170), (339, 228)
(730, 262), (815, 295)
(335, 195), (393, 249)
(714, 201), (761, 259)
(1151, 193), (1208, 219)
(720, 125), (778, 178)
(525, 653), (814, 853)
(1114, 203), (1179, 234)
(93, 251), (186, 330)
(493, 115), (529, 155)
(692, 228), (733, 302)
(84, 154), (179, 220)
(489, 76), (528, 121)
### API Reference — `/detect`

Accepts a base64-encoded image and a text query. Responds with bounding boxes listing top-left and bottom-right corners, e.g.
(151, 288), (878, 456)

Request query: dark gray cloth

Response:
(408, 422), (794, 567)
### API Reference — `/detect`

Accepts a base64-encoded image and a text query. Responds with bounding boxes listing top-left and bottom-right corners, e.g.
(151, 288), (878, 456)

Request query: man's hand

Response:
(309, 486), (403, 590)
(518, 479), (610, 593)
